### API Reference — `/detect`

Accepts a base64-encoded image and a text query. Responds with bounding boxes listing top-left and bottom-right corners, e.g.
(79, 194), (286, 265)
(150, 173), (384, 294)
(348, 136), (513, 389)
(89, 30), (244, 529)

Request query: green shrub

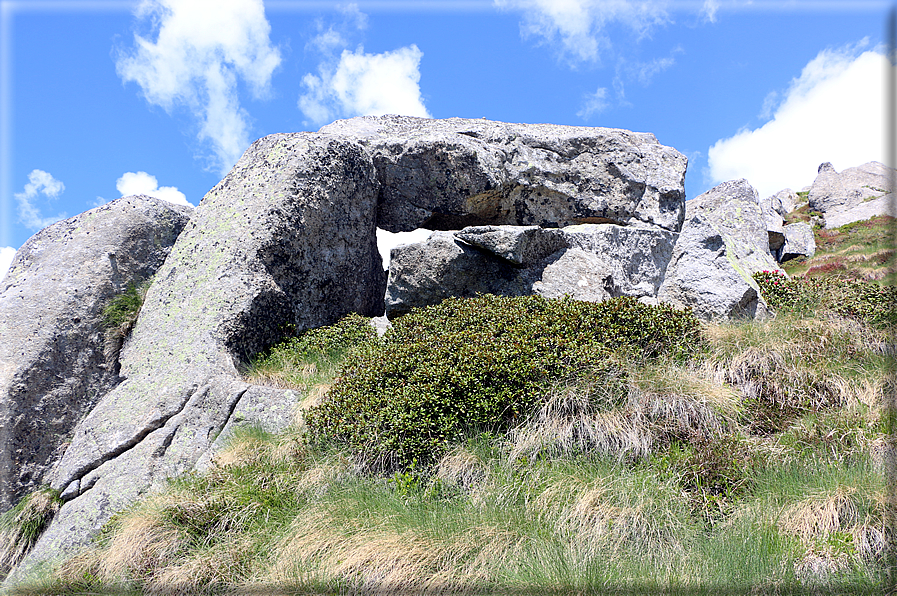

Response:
(753, 270), (897, 329)
(254, 312), (377, 365)
(305, 294), (705, 472)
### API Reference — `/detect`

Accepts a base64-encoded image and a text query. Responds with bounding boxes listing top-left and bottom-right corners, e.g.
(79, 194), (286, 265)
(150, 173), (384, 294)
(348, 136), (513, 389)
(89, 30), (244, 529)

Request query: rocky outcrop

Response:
(761, 203), (786, 254)
(321, 116), (688, 233)
(385, 223), (677, 318)
(657, 180), (779, 321)
(808, 162), (895, 229)
(0, 116), (690, 583)
(0, 196), (191, 513)
(779, 223), (816, 262)
(7, 133), (383, 581)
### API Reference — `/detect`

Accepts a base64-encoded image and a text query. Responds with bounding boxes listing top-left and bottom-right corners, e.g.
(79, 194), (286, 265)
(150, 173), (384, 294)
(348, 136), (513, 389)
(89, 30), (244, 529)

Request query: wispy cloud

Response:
(700, 0), (720, 23)
(115, 0), (281, 175)
(15, 169), (66, 231)
(494, 0), (670, 66)
(0, 246), (15, 283)
(115, 171), (193, 207)
(707, 40), (888, 199)
(298, 5), (430, 127)
(577, 87), (609, 119)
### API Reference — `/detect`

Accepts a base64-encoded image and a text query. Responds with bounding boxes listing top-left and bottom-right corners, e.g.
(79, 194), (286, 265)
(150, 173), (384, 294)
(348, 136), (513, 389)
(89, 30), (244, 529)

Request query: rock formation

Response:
(657, 179), (779, 321)
(2, 116), (691, 583)
(779, 223), (816, 263)
(808, 161), (895, 229)
(0, 196), (191, 513)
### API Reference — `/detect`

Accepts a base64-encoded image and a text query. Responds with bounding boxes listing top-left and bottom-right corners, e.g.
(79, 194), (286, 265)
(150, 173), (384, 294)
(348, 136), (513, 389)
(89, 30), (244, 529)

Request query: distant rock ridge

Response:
(807, 161), (895, 229)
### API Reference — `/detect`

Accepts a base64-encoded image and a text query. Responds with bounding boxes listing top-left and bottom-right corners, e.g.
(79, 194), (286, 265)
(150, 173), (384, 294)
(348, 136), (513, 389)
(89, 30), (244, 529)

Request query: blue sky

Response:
(1, 0), (893, 277)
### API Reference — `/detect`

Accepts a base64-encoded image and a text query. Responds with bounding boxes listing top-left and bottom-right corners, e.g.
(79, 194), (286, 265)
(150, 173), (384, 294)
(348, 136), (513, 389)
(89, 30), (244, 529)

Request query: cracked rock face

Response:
(321, 115), (688, 233)
(385, 223), (677, 318)
(657, 179), (780, 321)
(0, 196), (191, 514)
(8, 133), (382, 581)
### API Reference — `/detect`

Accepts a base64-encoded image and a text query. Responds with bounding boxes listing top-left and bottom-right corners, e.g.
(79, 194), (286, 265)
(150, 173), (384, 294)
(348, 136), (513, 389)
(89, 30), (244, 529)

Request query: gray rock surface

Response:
(9, 133), (385, 581)
(385, 223), (676, 318)
(761, 203), (785, 254)
(779, 222), (817, 262)
(809, 161), (895, 228)
(321, 116), (688, 233)
(0, 196), (191, 513)
(657, 179), (779, 321)
(455, 225), (567, 266)
(822, 195), (896, 229)
(762, 188), (799, 218)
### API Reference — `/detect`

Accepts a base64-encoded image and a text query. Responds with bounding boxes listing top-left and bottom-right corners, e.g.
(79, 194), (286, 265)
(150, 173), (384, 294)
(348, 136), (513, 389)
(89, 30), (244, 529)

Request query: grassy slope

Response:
(782, 192), (896, 284)
(7, 222), (897, 596)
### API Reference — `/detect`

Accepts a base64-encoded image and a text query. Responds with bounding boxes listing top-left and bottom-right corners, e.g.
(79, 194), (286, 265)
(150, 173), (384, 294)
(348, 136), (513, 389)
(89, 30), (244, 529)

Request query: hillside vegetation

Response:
(8, 221), (896, 596)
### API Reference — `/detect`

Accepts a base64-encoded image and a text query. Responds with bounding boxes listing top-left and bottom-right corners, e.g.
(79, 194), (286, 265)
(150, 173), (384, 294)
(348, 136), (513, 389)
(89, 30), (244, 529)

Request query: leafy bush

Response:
(305, 294), (705, 472)
(753, 270), (897, 329)
(254, 312), (377, 365)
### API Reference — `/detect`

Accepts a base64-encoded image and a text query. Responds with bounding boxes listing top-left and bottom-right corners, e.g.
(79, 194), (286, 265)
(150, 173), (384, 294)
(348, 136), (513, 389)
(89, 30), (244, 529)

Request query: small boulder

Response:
(657, 180), (779, 321)
(762, 188), (799, 218)
(762, 204), (786, 253)
(779, 222), (816, 262)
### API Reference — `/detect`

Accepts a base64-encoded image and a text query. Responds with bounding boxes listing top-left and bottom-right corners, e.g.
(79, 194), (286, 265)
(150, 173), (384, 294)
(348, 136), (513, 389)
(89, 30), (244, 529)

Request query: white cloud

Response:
(707, 43), (889, 199)
(376, 228), (432, 269)
(494, 0), (669, 65)
(0, 246), (15, 283)
(116, 0), (281, 175)
(701, 0), (720, 23)
(299, 45), (431, 127)
(577, 87), (609, 119)
(116, 171), (193, 207)
(15, 169), (66, 231)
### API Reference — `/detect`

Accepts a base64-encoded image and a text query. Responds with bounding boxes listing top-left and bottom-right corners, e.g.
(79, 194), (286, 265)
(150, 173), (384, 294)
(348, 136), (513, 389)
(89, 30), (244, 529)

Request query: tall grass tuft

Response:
(0, 487), (62, 577)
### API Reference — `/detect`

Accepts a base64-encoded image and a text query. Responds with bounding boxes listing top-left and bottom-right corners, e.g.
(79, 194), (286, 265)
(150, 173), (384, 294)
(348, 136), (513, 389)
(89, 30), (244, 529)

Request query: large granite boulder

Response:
(385, 223), (677, 318)
(657, 179), (780, 321)
(0, 196), (191, 513)
(808, 161), (895, 229)
(7, 133), (384, 582)
(321, 116), (688, 233)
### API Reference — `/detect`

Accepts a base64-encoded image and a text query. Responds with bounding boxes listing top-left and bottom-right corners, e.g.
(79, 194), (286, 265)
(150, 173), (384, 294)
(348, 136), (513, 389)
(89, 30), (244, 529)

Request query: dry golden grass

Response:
(507, 383), (653, 464)
(258, 509), (511, 594)
(435, 447), (488, 492)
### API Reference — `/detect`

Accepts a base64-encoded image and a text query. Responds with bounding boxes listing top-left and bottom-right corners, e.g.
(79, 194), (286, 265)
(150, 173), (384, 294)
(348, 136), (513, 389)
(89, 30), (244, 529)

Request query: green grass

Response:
(12, 289), (892, 596)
